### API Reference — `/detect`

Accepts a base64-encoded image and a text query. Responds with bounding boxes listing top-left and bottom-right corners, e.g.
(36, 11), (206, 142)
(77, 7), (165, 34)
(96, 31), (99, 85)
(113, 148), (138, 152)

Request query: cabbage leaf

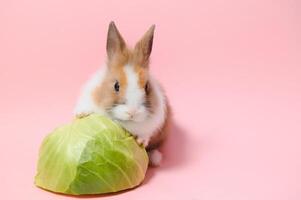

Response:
(35, 114), (148, 195)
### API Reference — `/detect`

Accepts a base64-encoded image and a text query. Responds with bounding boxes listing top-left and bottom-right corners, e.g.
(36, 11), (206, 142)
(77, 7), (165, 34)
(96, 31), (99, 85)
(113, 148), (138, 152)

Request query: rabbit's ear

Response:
(106, 21), (126, 59)
(134, 25), (155, 65)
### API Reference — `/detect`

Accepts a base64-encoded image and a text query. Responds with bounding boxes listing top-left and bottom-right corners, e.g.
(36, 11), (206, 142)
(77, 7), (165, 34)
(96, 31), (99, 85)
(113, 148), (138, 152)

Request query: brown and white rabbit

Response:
(74, 22), (169, 166)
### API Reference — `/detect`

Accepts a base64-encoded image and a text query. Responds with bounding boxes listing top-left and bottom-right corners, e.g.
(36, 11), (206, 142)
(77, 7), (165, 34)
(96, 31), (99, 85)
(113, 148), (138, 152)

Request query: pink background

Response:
(0, 0), (300, 199)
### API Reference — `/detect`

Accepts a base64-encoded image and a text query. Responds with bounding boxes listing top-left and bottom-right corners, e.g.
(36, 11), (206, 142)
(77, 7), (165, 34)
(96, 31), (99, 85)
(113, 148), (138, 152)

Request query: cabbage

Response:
(35, 114), (149, 195)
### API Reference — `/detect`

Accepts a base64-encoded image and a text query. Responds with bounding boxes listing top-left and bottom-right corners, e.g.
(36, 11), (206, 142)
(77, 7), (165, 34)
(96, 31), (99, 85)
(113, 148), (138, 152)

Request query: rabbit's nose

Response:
(127, 108), (138, 118)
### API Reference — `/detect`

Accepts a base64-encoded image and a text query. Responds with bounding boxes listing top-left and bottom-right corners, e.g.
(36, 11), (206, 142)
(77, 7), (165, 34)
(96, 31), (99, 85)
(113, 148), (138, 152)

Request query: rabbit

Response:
(74, 22), (170, 166)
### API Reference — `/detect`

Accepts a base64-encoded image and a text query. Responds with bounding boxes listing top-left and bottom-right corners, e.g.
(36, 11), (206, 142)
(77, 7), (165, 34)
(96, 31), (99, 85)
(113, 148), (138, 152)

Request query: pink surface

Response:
(0, 0), (300, 199)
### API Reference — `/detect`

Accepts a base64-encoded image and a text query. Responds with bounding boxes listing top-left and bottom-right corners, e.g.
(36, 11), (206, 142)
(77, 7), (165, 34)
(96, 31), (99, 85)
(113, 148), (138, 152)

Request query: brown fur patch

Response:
(134, 65), (148, 89)
(92, 48), (130, 109)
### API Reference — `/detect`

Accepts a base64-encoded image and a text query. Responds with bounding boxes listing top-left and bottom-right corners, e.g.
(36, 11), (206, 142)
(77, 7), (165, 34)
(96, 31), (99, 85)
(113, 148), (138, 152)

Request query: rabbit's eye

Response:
(145, 82), (149, 94)
(114, 81), (120, 92)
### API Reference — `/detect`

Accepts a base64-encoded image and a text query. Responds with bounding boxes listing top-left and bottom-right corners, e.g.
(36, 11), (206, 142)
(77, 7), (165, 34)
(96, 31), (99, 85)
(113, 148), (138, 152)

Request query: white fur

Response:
(148, 149), (162, 166)
(124, 64), (145, 107)
(74, 64), (167, 147)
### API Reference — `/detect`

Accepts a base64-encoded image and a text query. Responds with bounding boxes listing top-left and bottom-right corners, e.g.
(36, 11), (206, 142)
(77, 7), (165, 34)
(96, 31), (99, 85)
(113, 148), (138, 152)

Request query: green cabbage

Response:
(35, 114), (149, 195)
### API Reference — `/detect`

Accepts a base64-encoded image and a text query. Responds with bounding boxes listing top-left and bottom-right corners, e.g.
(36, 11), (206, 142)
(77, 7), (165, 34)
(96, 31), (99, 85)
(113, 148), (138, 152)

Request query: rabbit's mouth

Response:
(108, 104), (149, 123)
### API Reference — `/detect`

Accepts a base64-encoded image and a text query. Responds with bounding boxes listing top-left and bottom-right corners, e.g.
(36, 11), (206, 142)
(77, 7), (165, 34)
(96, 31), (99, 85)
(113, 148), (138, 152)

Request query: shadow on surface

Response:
(161, 122), (187, 169)
(37, 185), (138, 198)
(143, 121), (188, 184)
